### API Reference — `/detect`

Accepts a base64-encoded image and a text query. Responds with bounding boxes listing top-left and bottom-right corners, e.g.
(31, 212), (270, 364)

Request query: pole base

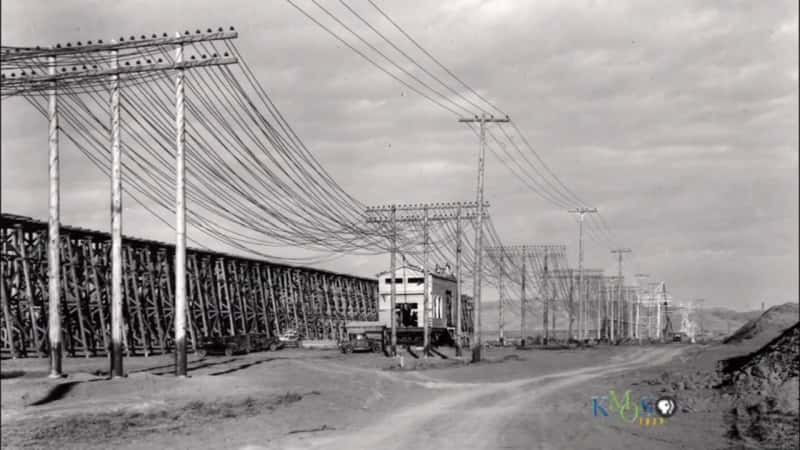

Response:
(471, 345), (481, 363)
(47, 372), (66, 379)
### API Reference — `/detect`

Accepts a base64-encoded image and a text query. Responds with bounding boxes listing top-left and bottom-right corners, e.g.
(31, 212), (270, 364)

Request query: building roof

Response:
(376, 264), (457, 282)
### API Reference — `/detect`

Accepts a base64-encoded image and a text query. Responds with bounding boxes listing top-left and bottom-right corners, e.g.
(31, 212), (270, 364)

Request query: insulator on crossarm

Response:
(196, 29), (201, 34)
(151, 34), (157, 38)
(119, 37), (125, 41)
(212, 53), (218, 57)
(98, 39), (103, 44)
(141, 35), (146, 39)
(190, 55), (196, 60)
(66, 42), (72, 47)
(125, 61), (130, 66)
(129, 35), (135, 40)
(56, 44), (61, 48)
(157, 58), (162, 63)
(77, 41), (82, 46)
(224, 52), (229, 57)
(136, 60), (141, 65)
(201, 54), (207, 59)
(229, 26), (235, 30)
(207, 28), (212, 32)
(184, 31), (190, 35)
(163, 32), (168, 37)
(218, 27), (223, 32)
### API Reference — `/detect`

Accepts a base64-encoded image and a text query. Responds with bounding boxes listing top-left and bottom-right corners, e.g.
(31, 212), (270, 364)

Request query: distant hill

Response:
(724, 302), (800, 347)
(478, 300), (767, 339)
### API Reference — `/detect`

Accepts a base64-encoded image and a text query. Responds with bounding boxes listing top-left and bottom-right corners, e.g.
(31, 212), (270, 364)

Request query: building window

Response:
(384, 277), (403, 284)
(407, 277), (424, 284)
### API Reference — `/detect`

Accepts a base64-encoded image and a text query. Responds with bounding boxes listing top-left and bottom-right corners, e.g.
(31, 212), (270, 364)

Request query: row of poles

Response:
(366, 114), (509, 362)
(6, 32), (239, 378)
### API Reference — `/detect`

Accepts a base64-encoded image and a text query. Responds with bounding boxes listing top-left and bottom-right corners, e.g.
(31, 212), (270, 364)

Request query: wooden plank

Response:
(265, 265), (280, 335)
(86, 240), (108, 353)
(17, 227), (42, 356)
(64, 237), (90, 357)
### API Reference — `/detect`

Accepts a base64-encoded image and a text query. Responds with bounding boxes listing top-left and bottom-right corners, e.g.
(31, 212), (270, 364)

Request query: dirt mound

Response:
(723, 321), (799, 449)
(723, 302), (799, 346)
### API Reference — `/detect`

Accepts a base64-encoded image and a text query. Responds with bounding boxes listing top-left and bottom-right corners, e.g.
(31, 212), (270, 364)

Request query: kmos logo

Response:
(592, 391), (676, 427)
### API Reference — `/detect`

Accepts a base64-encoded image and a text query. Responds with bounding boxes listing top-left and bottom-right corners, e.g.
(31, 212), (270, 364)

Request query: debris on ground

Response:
(722, 321), (799, 449)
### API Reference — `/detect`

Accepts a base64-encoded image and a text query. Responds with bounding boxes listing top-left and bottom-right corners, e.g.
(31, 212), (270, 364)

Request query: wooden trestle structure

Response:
(0, 214), (378, 358)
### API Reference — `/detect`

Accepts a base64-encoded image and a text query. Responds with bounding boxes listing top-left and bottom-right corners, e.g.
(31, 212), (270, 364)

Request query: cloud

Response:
(1, 0), (797, 310)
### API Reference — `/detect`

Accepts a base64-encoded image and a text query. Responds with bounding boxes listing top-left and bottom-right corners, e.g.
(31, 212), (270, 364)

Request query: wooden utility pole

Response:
(520, 252), (526, 344)
(459, 114), (509, 362)
(454, 204), (462, 356)
(634, 273), (649, 341)
(109, 46), (124, 378)
(498, 248), (505, 345)
(611, 248), (631, 342)
(174, 35), (188, 377)
(390, 205), (397, 356)
(422, 205), (430, 355)
(569, 208), (597, 342)
(542, 252), (549, 345)
(47, 53), (63, 377)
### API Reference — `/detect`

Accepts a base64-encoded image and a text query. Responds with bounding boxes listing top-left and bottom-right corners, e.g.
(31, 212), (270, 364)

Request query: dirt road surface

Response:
(5, 345), (733, 450)
(261, 347), (686, 450)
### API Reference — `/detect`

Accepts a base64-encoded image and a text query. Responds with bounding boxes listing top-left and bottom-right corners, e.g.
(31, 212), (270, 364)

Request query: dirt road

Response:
(264, 347), (685, 450)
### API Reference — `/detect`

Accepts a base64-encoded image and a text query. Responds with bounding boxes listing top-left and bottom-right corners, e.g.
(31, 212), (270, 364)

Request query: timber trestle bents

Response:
(0, 214), (377, 358)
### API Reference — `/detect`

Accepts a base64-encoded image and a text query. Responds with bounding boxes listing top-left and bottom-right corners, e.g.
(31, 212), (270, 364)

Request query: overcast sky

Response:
(2, 0), (797, 312)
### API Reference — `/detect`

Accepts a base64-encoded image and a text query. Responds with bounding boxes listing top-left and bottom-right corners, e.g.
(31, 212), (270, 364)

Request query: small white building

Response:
(376, 264), (457, 329)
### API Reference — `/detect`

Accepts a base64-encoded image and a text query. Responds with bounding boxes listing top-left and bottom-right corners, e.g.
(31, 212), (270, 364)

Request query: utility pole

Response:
(458, 113), (509, 362)
(454, 204), (462, 356)
(47, 53), (63, 378)
(569, 208), (597, 342)
(174, 36), (188, 377)
(521, 252), (527, 345)
(497, 248), (505, 345)
(611, 248), (631, 342)
(422, 205), (430, 356)
(542, 252), (549, 345)
(366, 202), (487, 357)
(109, 45), (124, 378)
(634, 273), (649, 342)
(390, 205), (397, 355)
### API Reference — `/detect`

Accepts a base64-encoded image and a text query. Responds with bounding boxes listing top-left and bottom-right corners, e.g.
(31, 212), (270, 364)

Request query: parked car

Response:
(200, 333), (282, 357)
(278, 329), (302, 348)
(340, 332), (382, 353)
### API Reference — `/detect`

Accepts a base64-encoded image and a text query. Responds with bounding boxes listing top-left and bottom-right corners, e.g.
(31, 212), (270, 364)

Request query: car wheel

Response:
(269, 343), (278, 352)
(344, 346), (353, 354)
(196, 349), (207, 359)
(225, 346), (234, 357)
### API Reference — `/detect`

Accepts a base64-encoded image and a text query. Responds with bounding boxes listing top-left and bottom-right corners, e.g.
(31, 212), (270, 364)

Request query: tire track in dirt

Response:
(250, 347), (684, 450)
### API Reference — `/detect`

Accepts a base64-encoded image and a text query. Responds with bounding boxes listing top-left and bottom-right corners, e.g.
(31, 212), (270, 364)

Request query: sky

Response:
(2, 0), (798, 313)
